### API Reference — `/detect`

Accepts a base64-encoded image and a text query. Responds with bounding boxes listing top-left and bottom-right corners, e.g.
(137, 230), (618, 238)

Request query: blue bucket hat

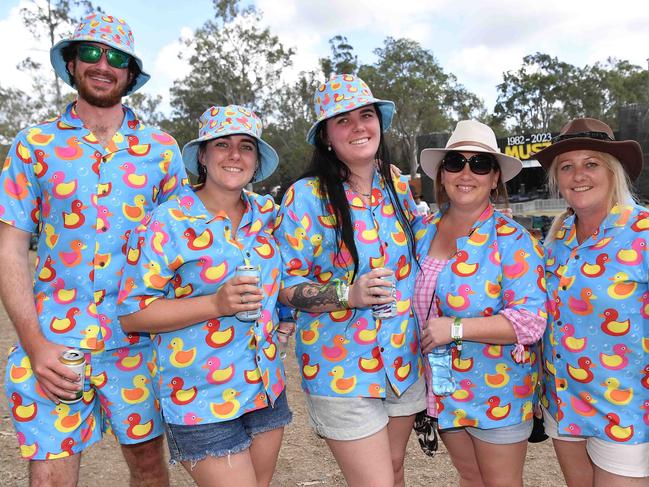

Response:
(50, 13), (150, 95)
(182, 105), (279, 184)
(306, 73), (395, 145)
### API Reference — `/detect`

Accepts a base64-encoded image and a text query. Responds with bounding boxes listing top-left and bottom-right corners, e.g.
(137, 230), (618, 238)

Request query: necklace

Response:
(349, 183), (371, 197)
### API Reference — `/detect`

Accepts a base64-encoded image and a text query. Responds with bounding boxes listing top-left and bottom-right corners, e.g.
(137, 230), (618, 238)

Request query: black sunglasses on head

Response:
(441, 151), (497, 175)
(551, 131), (614, 144)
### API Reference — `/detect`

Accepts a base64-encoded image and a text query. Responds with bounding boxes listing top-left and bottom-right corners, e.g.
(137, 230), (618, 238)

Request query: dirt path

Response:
(0, 265), (566, 486)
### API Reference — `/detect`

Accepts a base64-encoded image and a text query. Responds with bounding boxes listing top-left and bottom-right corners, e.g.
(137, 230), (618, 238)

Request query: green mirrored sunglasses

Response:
(77, 43), (132, 69)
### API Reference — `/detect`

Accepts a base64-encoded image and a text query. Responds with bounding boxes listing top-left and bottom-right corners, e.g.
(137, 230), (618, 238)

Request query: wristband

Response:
(336, 281), (350, 309)
(451, 317), (463, 351)
(277, 303), (295, 322)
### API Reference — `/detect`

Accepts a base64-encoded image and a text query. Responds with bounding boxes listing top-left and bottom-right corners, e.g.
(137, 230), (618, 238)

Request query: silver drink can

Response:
(235, 265), (262, 321)
(58, 349), (85, 404)
(372, 269), (397, 319)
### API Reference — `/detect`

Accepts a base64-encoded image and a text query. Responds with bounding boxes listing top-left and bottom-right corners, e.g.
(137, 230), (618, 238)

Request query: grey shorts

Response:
(441, 420), (532, 445)
(304, 375), (427, 441)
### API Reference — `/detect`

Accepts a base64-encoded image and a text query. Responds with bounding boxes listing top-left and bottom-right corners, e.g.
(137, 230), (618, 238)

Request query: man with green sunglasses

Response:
(0, 12), (189, 487)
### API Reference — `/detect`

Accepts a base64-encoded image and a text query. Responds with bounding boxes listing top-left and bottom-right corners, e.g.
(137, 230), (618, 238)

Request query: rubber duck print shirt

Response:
(543, 203), (649, 444)
(416, 205), (547, 431)
(117, 191), (285, 425)
(0, 102), (188, 351)
(276, 172), (425, 398)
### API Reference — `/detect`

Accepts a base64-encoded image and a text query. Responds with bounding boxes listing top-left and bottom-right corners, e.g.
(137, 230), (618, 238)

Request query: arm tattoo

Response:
(288, 282), (340, 311)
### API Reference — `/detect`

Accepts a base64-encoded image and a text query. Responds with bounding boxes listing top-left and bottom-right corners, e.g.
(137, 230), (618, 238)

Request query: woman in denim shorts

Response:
(118, 105), (291, 486)
(275, 74), (426, 487)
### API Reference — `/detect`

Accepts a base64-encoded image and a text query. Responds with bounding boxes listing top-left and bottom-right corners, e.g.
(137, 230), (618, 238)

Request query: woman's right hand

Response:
(348, 268), (395, 308)
(214, 275), (263, 317)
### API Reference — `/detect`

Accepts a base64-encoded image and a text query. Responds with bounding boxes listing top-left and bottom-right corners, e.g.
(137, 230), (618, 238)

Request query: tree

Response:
(262, 71), (318, 195)
(165, 0), (295, 147)
(358, 37), (485, 174)
(0, 86), (34, 154)
(19, 0), (100, 116)
(494, 53), (576, 132)
(494, 53), (649, 132)
(319, 35), (358, 78)
(127, 93), (164, 127)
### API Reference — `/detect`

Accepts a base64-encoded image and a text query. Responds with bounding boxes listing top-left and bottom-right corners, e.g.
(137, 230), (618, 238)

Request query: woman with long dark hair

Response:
(276, 74), (424, 487)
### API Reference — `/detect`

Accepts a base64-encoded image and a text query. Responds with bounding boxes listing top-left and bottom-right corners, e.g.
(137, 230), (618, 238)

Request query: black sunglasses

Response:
(551, 131), (613, 144)
(441, 151), (497, 175)
(77, 43), (132, 69)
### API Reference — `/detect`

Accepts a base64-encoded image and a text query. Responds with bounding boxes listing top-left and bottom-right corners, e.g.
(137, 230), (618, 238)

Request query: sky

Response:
(1, 0), (648, 115)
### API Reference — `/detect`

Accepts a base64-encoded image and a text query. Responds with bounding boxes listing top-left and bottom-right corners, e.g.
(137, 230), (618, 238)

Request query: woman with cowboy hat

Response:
(416, 120), (547, 486)
(117, 105), (292, 486)
(535, 117), (649, 485)
(275, 73), (426, 486)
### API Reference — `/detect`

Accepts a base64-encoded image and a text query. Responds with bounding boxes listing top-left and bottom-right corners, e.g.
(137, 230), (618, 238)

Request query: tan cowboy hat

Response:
(420, 120), (522, 182)
(533, 117), (644, 181)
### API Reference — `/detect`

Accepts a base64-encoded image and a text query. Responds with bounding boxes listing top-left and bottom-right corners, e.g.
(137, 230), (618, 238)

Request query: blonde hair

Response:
(545, 151), (636, 244)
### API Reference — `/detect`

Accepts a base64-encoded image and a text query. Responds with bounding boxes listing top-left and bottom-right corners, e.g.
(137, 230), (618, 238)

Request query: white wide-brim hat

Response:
(420, 120), (523, 182)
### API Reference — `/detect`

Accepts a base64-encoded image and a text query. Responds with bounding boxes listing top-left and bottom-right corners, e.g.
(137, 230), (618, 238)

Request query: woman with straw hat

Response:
(118, 105), (291, 486)
(275, 74), (426, 486)
(415, 120), (547, 486)
(535, 117), (648, 485)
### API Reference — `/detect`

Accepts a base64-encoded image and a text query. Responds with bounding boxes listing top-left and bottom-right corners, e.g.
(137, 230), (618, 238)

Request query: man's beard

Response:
(73, 66), (127, 108)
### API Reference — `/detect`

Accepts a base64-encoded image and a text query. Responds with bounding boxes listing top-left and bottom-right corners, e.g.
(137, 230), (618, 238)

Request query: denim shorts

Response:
(304, 375), (426, 441)
(441, 419), (532, 445)
(164, 391), (292, 463)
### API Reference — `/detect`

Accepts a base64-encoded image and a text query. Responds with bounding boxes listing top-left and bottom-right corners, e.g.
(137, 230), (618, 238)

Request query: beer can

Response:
(235, 265), (262, 321)
(372, 269), (397, 319)
(58, 349), (85, 404)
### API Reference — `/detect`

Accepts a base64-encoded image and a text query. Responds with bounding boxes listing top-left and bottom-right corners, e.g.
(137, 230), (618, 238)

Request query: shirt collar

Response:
(58, 102), (143, 135)
(344, 168), (385, 208)
(172, 189), (255, 226)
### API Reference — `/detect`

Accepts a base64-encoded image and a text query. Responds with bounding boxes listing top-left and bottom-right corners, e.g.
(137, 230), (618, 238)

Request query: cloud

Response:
(0, 0), (53, 90)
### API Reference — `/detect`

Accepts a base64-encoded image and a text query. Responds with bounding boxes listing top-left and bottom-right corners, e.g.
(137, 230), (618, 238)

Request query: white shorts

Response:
(542, 407), (649, 478)
(304, 375), (427, 441)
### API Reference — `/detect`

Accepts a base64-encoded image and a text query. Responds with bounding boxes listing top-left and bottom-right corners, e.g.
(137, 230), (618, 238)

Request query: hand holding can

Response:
(235, 265), (262, 321)
(372, 268), (397, 319)
(58, 349), (85, 404)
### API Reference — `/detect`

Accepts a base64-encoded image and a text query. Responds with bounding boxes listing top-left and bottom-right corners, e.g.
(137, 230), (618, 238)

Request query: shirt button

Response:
(556, 353), (562, 359)
(99, 262), (105, 267)
(256, 355), (261, 362)
(561, 286), (566, 291)
(380, 347), (385, 352)
(574, 255), (579, 260)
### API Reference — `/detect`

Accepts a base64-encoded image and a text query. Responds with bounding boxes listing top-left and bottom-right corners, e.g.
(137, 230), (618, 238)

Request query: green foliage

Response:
(126, 93), (164, 127)
(495, 53), (649, 132)
(261, 71), (319, 195)
(319, 35), (358, 78)
(165, 0), (294, 148)
(358, 37), (485, 174)
(19, 0), (101, 113)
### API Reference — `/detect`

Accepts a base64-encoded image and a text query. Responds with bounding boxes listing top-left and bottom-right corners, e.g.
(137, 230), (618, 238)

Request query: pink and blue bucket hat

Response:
(50, 13), (150, 95)
(306, 73), (395, 145)
(182, 105), (279, 183)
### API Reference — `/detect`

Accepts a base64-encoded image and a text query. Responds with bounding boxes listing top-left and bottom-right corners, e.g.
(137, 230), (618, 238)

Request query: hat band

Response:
(447, 140), (497, 153)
